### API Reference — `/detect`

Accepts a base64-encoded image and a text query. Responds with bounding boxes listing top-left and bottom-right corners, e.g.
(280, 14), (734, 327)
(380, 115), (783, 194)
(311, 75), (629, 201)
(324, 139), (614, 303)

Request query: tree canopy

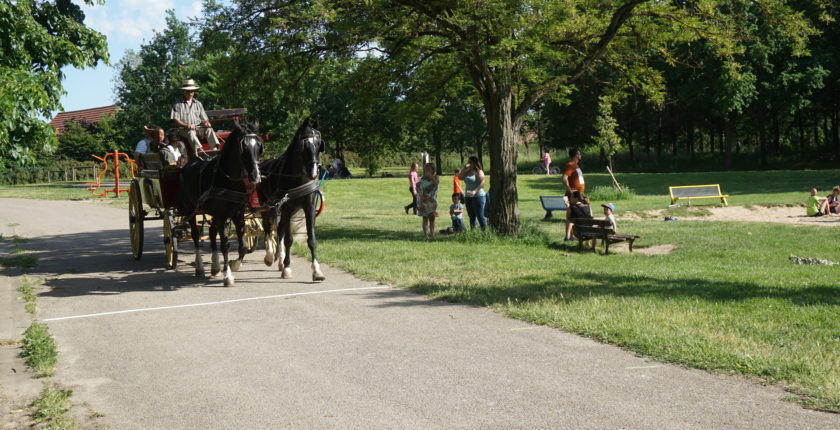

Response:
(0, 0), (108, 167)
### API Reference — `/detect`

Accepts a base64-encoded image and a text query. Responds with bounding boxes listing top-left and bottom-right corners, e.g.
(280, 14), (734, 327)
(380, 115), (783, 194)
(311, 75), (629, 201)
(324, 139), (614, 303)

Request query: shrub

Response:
(587, 185), (636, 201)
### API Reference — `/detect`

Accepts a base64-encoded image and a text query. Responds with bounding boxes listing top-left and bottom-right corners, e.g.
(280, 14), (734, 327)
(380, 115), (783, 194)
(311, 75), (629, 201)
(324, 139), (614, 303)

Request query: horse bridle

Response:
(217, 133), (263, 182)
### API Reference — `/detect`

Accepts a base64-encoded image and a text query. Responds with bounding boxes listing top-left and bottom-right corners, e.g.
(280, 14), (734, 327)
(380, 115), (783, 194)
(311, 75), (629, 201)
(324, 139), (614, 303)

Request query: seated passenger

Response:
(134, 125), (166, 168)
(161, 135), (187, 167)
(171, 79), (219, 160)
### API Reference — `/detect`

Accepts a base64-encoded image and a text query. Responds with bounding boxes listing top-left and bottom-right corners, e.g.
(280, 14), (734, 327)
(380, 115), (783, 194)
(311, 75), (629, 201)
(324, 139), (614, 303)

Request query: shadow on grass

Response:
(405, 271), (840, 308)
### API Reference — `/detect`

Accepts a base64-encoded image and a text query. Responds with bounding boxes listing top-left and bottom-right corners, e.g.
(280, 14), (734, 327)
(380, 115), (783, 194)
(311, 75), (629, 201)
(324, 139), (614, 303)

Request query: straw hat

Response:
(179, 79), (199, 91)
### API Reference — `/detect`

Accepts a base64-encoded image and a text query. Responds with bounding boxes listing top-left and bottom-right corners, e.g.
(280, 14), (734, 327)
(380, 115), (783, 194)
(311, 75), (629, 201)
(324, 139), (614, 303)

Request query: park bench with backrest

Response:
(571, 218), (640, 255)
(539, 195), (568, 219)
(669, 184), (729, 206)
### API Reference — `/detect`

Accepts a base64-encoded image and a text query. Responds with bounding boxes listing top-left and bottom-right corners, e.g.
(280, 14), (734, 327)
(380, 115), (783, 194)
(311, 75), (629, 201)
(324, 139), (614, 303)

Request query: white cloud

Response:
(77, 0), (201, 46)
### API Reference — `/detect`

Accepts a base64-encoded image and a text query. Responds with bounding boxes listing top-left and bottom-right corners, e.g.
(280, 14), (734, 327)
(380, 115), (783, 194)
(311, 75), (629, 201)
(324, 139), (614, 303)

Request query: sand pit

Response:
(633, 206), (840, 227)
(635, 244), (678, 255)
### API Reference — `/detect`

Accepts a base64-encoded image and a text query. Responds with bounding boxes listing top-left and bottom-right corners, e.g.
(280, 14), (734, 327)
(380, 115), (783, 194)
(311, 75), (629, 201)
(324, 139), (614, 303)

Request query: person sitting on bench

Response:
(602, 202), (617, 231)
(825, 186), (840, 215)
(569, 191), (593, 220)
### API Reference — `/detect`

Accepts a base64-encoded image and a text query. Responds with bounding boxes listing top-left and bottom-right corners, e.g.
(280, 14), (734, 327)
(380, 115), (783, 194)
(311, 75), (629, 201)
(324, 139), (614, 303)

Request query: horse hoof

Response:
(195, 269), (205, 277)
(224, 278), (235, 287)
(264, 255), (274, 266)
(281, 268), (292, 279)
(313, 271), (325, 282)
(230, 260), (242, 272)
(210, 266), (220, 276)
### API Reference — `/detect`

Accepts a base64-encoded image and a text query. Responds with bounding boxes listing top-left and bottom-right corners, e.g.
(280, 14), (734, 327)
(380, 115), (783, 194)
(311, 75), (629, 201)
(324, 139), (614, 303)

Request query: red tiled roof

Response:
(49, 105), (120, 134)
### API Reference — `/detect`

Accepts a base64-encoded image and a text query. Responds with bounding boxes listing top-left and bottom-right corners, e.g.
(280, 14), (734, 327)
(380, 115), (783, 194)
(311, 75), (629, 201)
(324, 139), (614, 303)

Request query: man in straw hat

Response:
(171, 79), (219, 158)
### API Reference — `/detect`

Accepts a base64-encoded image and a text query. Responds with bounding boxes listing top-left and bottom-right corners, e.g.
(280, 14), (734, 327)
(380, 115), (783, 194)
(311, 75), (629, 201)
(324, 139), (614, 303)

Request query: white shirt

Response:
(134, 138), (149, 154)
(162, 145), (181, 163)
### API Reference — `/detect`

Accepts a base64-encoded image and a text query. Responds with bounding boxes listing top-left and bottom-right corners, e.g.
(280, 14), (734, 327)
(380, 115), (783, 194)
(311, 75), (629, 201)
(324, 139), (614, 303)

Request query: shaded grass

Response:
(21, 322), (57, 378)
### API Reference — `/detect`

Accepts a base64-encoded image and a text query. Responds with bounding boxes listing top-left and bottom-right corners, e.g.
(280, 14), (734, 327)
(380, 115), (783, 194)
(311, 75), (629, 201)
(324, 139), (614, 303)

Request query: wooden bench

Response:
(669, 184), (729, 206)
(571, 218), (640, 254)
(539, 196), (568, 219)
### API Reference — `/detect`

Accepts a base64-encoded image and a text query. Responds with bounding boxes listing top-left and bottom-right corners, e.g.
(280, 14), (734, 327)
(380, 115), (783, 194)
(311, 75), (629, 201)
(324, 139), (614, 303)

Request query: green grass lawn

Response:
(2, 169), (839, 410)
(309, 169), (840, 411)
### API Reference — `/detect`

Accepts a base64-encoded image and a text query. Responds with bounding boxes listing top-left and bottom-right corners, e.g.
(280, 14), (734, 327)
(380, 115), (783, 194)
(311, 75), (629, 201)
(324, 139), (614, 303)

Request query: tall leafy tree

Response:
(0, 0), (108, 167)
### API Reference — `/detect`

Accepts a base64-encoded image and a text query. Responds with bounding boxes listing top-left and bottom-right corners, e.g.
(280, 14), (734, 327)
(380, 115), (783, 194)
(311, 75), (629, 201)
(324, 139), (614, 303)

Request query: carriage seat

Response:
(140, 153), (164, 179)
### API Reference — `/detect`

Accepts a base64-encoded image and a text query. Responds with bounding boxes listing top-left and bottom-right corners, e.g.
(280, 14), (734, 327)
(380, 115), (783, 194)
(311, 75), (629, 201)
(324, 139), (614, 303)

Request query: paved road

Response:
(1, 198), (837, 429)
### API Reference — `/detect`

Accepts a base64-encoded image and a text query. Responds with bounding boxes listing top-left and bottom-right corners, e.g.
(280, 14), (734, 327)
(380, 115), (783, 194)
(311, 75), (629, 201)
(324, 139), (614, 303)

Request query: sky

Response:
(58, 0), (206, 114)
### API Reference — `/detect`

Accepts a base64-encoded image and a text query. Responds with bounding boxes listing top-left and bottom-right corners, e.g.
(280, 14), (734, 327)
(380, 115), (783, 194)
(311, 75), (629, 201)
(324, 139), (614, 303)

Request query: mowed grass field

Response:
(2, 169), (839, 410)
(309, 169), (840, 411)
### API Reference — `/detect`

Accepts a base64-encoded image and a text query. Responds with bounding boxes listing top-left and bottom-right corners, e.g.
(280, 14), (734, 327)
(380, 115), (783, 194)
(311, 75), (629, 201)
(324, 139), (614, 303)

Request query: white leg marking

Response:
(312, 258), (325, 282)
(223, 266), (235, 287)
(211, 250), (221, 276)
(281, 267), (292, 279)
(194, 248), (204, 277)
(264, 234), (275, 266)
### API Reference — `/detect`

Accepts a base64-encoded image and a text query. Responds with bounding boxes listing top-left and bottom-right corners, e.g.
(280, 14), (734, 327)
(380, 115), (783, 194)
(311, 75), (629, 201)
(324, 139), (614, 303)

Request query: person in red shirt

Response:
(453, 168), (465, 203)
(562, 148), (585, 241)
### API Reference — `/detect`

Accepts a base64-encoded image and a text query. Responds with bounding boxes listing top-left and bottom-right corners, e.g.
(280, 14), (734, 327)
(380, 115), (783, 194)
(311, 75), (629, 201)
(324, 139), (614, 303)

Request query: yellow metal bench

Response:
(668, 184), (729, 206)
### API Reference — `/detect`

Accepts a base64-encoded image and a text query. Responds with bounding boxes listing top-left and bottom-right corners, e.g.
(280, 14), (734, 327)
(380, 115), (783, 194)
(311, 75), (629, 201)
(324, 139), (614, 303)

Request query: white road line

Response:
(42, 286), (391, 322)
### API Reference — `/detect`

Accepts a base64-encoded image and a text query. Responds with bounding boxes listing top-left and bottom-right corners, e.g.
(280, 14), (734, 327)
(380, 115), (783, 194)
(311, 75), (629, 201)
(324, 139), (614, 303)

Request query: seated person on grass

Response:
(806, 188), (828, 217)
(450, 193), (465, 233)
(825, 186), (840, 215)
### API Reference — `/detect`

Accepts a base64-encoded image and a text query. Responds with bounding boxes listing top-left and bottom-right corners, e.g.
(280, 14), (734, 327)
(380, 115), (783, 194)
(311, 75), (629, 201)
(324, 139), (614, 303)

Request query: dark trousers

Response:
(465, 194), (487, 230)
(452, 217), (465, 232)
(404, 188), (417, 214)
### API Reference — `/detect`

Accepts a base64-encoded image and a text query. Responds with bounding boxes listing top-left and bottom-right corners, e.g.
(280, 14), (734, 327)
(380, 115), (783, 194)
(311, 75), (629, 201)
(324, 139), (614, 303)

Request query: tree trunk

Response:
(772, 113), (781, 155)
(656, 111), (663, 158)
(797, 110), (805, 153)
(724, 118), (734, 169)
(687, 118), (695, 165)
(832, 109), (839, 158)
(484, 88), (520, 236)
(759, 119), (767, 168)
(474, 134), (484, 167)
(433, 122), (443, 175)
(643, 110), (651, 154)
(709, 126), (715, 153)
(625, 101), (635, 161)
(670, 110), (677, 156)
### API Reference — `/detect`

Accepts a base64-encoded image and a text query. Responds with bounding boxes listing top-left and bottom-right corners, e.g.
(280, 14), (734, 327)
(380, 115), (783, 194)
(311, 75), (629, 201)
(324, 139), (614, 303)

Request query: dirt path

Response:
(1, 198), (837, 429)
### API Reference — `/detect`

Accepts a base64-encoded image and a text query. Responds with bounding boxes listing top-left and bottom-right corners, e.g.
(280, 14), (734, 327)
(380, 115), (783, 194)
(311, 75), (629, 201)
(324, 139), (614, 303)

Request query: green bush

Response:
(21, 322), (58, 377)
(586, 185), (636, 201)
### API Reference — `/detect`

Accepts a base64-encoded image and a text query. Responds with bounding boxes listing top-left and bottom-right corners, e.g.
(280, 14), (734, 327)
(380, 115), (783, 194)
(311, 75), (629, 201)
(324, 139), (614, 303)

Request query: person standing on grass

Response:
(563, 148), (585, 241)
(417, 163), (440, 238)
(404, 163), (419, 215)
(459, 156), (487, 231)
(541, 149), (552, 175)
(453, 168), (465, 203)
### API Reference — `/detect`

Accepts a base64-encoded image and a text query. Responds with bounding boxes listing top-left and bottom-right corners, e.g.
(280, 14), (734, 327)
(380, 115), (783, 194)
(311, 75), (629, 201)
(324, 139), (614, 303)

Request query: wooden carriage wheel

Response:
(128, 179), (144, 260)
(163, 211), (178, 270)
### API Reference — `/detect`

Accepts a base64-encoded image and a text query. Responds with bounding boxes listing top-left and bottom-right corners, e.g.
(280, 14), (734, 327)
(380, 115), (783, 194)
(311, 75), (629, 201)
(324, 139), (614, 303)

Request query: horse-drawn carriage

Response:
(128, 113), (327, 286)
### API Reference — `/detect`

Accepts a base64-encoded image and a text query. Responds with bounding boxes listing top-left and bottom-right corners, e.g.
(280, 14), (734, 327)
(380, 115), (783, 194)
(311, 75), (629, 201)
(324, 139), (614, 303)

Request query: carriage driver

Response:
(171, 79), (219, 159)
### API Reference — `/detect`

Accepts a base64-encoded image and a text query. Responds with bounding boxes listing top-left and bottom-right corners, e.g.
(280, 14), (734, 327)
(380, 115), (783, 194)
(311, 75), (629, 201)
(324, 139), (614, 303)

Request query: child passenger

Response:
(417, 163), (440, 237)
(450, 193), (465, 232)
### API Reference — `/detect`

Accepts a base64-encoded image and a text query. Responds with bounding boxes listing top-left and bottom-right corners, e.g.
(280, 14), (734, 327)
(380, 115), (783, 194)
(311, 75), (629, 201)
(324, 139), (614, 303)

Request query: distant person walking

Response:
(417, 163), (440, 238)
(563, 148), (585, 241)
(459, 156), (487, 231)
(404, 163), (419, 215)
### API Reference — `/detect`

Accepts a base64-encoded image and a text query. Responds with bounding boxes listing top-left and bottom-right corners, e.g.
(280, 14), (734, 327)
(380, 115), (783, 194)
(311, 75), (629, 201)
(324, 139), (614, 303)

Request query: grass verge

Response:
(17, 275), (38, 314)
(21, 322), (57, 378)
(31, 384), (80, 430)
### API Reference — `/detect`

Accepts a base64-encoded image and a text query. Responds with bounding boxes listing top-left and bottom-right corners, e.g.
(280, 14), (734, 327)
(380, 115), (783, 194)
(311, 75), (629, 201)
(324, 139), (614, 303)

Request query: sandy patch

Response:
(635, 244), (677, 255)
(628, 206), (840, 227)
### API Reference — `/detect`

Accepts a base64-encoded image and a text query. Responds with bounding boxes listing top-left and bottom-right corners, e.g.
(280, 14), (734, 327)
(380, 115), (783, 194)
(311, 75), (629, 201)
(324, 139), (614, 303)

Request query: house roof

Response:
(49, 105), (120, 134)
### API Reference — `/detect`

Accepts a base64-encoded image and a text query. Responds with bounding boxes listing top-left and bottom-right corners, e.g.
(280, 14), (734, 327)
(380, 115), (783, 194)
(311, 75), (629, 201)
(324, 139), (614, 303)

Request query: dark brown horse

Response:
(178, 122), (263, 287)
(257, 118), (325, 281)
